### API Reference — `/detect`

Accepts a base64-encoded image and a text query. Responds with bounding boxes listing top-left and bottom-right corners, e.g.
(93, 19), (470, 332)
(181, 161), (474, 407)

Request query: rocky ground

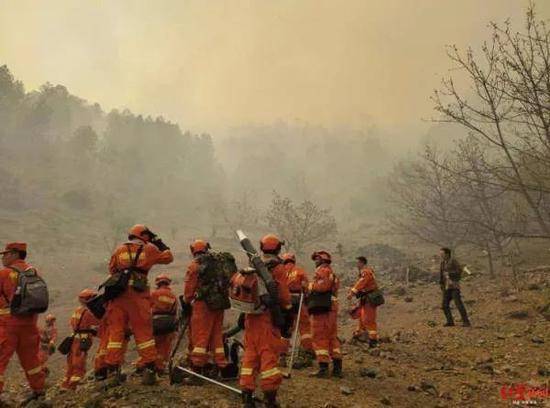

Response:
(1, 265), (548, 408)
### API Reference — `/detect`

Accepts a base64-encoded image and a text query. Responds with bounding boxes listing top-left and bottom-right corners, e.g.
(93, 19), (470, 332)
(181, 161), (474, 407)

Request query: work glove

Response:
(151, 238), (170, 251)
(179, 296), (192, 317)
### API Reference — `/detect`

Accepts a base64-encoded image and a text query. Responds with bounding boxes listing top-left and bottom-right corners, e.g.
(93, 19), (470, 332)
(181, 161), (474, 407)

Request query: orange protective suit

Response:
(105, 239), (173, 368)
(309, 264), (341, 363)
(239, 255), (291, 393)
(184, 258), (227, 368)
(95, 319), (129, 374)
(285, 263), (313, 351)
(62, 306), (100, 389)
(351, 266), (379, 340)
(151, 285), (177, 371)
(0, 259), (46, 394)
(38, 322), (58, 367)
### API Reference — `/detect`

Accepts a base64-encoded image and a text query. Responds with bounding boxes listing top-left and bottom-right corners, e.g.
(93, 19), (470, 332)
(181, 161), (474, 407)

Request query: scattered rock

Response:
(404, 296), (414, 303)
(407, 385), (418, 392)
(420, 380), (438, 396)
(527, 283), (541, 291)
(368, 348), (381, 357)
(359, 368), (378, 378)
(386, 369), (396, 378)
(427, 320), (437, 327)
(532, 336), (544, 344)
(506, 310), (529, 320)
(380, 396), (392, 405)
(538, 367), (549, 377)
(340, 386), (353, 395)
(538, 303), (550, 321)
(503, 295), (518, 303)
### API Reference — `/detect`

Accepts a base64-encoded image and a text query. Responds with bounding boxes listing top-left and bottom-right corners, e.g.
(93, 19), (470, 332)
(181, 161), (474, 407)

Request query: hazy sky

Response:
(1, 0), (548, 136)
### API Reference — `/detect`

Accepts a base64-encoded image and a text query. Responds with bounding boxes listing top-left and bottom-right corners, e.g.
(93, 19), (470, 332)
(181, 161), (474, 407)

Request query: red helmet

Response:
(281, 253), (296, 264)
(128, 224), (152, 241)
(190, 239), (210, 255)
(155, 274), (172, 286)
(260, 234), (283, 253)
(311, 250), (331, 263)
(45, 314), (56, 323)
(78, 289), (97, 301)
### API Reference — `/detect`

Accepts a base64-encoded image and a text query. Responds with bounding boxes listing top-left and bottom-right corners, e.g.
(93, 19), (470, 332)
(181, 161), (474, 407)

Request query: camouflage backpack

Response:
(196, 252), (238, 310)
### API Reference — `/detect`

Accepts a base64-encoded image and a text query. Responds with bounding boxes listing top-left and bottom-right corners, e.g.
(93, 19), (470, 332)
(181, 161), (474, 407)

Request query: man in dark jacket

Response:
(439, 248), (471, 327)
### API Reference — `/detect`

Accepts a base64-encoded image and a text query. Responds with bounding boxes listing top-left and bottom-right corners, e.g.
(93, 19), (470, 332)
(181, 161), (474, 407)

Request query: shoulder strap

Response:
(76, 308), (87, 331)
(125, 243), (144, 268)
(2, 266), (23, 305)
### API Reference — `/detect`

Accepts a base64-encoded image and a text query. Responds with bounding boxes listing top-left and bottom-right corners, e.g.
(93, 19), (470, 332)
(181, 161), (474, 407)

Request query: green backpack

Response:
(196, 252), (238, 310)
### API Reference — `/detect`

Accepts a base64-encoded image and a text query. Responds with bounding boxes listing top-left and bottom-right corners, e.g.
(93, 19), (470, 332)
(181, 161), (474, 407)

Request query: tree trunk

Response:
(486, 243), (495, 278)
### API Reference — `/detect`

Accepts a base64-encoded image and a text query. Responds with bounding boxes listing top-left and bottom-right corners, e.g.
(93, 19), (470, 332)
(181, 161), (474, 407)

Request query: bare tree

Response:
(386, 145), (469, 249)
(266, 192), (337, 255)
(432, 5), (550, 238)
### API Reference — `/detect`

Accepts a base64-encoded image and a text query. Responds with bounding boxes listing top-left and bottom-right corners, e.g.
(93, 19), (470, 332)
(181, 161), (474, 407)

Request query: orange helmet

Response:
(190, 239), (210, 255)
(281, 253), (296, 264)
(128, 224), (152, 241)
(155, 274), (172, 286)
(45, 314), (56, 323)
(78, 288), (97, 302)
(311, 250), (331, 263)
(260, 234), (283, 253)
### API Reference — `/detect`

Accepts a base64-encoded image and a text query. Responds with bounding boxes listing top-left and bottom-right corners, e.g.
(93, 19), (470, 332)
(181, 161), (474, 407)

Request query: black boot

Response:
(368, 338), (379, 348)
(264, 390), (279, 408)
(332, 359), (343, 378)
(310, 362), (329, 378)
(142, 362), (157, 386)
(105, 365), (126, 388)
(241, 390), (255, 408)
(20, 391), (45, 407)
(94, 367), (107, 381)
(183, 366), (204, 386)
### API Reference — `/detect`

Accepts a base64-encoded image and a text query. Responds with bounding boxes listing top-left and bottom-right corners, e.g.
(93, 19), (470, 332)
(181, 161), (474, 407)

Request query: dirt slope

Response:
(2, 268), (547, 408)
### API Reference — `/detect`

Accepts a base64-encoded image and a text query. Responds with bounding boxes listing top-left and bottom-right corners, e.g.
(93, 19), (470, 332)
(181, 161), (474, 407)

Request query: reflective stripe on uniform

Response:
(73, 333), (91, 339)
(70, 376), (82, 382)
(159, 296), (175, 304)
(240, 367), (253, 376)
(301, 334), (312, 339)
(0, 308), (10, 316)
(333, 348), (341, 354)
(137, 339), (155, 350)
(192, 347), (207, 355)
(315, 349), (329, 356)
(260, 368), (281, 379)
(107, 341), (123, 349)
(214, 347), (224, 355)
(27, 365), (43, 376)
(71, 313), (82, 319)
(368, 330), (377, 335)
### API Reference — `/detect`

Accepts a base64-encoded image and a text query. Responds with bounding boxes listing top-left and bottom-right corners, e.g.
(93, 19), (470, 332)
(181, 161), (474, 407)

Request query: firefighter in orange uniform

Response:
(231, 234), (291, 408)
(151, 274), (177, 374)
(39, 314), (58, 373)
(348, 256), (379, 347)
(0, 243), (46, 403)
(104, 224), (173, 385)
(184, 240), (227, 376)
(308, 250), (342, 378)
(62, 289), (100, 389)
(281, 253), (313, 353)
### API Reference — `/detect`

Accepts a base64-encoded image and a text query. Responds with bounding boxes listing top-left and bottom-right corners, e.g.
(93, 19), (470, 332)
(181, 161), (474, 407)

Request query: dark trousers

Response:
(442, 288), (470, 324)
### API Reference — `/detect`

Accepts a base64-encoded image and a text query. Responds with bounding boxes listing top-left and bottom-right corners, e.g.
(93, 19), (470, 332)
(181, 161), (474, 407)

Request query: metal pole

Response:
(285, 292), (304, 378)
(175, 366), (243, 395)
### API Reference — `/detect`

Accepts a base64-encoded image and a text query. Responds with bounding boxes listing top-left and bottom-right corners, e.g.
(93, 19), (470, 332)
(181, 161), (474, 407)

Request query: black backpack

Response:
(196, 252), (238, 310)
(8, 266), (49, 316)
